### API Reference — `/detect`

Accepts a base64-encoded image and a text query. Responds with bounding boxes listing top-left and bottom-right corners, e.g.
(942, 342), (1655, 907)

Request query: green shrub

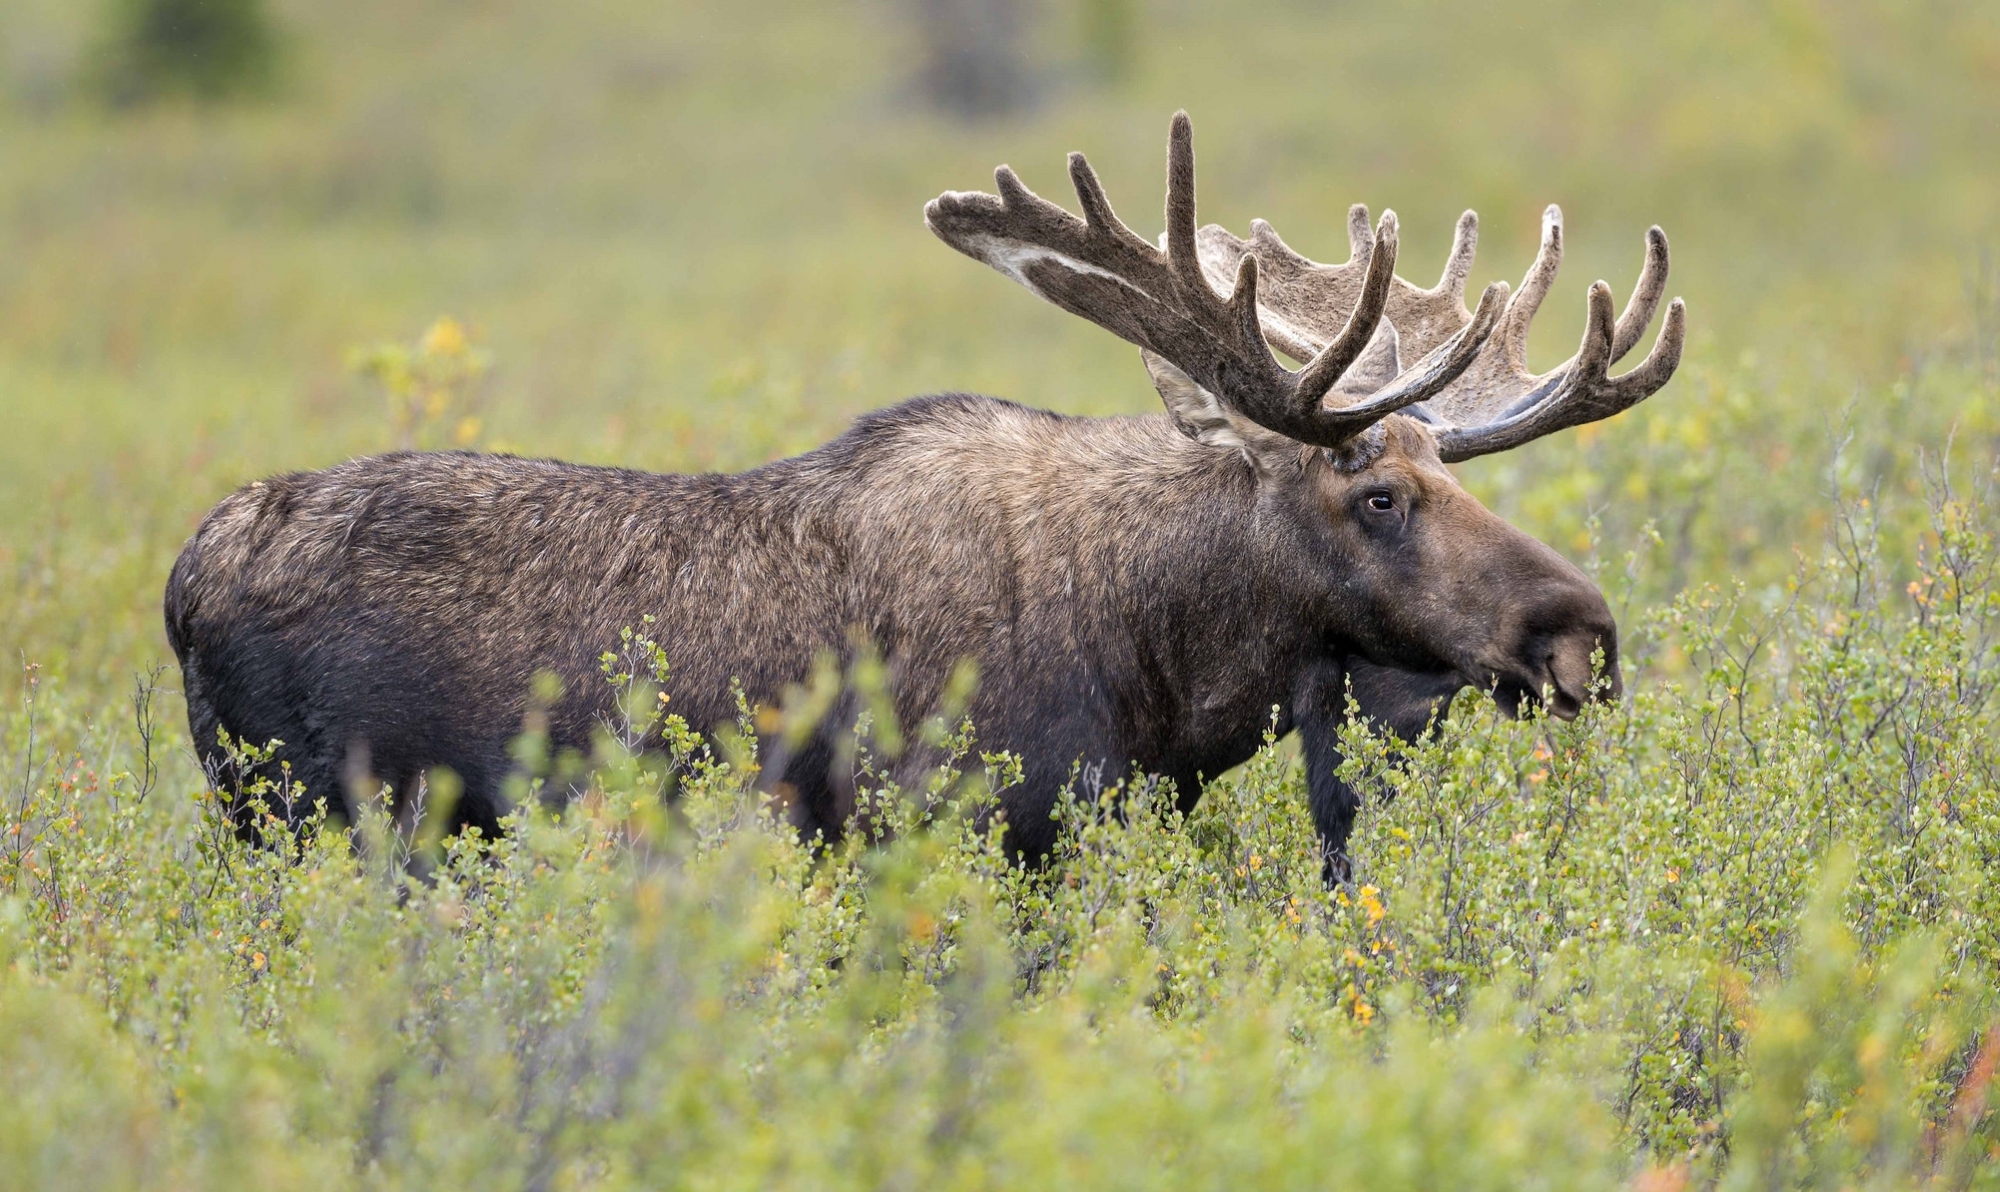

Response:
(1, 442), (1995, 1188)
(94, 0), (278, 107)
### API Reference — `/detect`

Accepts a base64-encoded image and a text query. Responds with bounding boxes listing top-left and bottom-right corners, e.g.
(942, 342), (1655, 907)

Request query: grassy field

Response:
(3, 0), (2000, 1186)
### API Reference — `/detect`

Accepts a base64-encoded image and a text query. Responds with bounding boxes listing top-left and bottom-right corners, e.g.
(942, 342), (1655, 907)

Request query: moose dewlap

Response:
(165, 112), (1684, 874)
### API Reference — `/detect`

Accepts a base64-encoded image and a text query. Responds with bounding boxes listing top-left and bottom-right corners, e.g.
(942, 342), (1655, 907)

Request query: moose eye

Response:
(1365, 491), (1396, 514)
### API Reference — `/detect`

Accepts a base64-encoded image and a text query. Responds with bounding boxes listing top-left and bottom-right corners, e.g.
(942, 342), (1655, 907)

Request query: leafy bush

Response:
(94, 0), (278, 107)
(2, 441), (1996, 1188)
(348, 316), (494, 451)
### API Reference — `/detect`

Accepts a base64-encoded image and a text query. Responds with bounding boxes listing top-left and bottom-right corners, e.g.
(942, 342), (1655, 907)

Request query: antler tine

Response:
(1501, 205), (1564, 364)
(1577, 280), (1618, 385)
(1164, 112), (1205, 290)
(1159, 111), (1293, 398)
(1065, 153), (1115, 235)
(992, 165), (1040, 215)
(1226, 252), (1269, 364)
(1610, 226), (1670, 362)
(1345, 205), (1373, 260)
(1606, 296), (1686, 400)
(1438, 211), (1478, 303)
(1162, 110), (1280, 372)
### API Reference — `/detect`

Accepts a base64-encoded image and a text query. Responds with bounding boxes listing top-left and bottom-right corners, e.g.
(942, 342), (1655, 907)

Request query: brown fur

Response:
(166, 393), (1615, 864)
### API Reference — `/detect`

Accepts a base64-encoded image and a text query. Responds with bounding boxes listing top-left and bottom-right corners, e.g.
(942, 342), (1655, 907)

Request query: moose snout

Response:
(1540, 624), (1621, 719)
(1484, 626), (1619, 721)
(1473, 582), (1621, 722)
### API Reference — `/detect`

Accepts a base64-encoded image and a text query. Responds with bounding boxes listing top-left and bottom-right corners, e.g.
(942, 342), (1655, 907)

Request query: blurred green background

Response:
(1, 0), (1996, 694)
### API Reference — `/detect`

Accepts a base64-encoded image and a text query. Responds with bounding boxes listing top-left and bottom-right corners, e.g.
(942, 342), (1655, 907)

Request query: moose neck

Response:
(815, 398), (1347, 765)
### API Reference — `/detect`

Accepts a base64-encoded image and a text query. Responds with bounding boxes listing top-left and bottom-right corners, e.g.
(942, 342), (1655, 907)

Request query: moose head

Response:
(925, 112), (1684, 725)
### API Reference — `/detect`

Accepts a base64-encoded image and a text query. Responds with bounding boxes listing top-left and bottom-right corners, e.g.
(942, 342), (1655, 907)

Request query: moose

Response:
(165, 113), (1684, 872)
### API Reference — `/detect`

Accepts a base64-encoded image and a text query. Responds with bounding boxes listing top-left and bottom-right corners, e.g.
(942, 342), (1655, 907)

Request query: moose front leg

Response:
(1293, 662), (1365, 885)
(1294, 659), (1463, 885)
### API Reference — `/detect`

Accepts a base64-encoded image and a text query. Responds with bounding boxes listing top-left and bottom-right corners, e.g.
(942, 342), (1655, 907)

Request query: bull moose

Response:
(165, 113), (1685, 872)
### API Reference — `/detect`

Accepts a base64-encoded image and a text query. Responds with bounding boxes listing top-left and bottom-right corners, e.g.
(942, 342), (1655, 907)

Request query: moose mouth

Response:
(1487, 666), (1591, 722)
(1474, 624), (1619, 723)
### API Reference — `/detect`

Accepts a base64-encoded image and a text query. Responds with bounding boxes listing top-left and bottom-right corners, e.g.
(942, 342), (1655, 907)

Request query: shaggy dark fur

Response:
(165, 394), (1614, 864)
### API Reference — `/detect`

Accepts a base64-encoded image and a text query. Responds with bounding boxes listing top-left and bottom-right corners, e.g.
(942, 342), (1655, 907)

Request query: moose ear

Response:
(1141, 350), (1298, 472)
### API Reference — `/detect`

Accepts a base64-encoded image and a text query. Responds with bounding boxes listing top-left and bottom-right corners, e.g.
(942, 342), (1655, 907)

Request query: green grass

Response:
(3, 0), (1999, 1185)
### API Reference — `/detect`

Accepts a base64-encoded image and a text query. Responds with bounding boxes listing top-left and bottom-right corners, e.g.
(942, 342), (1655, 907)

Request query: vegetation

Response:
(2, 0), (1998, 1185)
(92, 0), (280, 106)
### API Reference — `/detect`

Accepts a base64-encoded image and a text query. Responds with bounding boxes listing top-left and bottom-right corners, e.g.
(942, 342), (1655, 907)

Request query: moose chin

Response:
(165, 112), (1684, 878)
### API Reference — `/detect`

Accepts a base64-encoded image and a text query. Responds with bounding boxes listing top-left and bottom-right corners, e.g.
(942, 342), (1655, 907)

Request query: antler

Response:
(1198, 203), (1686, 462)
(924, 112), (1506, 450)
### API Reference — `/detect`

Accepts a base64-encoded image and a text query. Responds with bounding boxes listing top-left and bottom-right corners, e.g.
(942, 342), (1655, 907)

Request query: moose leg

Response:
(1296, 659), (1464, 885)
(1293, 662), (1363, 885)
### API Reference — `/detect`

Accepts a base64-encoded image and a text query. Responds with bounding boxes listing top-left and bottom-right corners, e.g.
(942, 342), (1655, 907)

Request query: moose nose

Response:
(1484, 582), (1620, 722)
(1454, 522), (1623, 722)
(1542, 626), (1620, 720)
